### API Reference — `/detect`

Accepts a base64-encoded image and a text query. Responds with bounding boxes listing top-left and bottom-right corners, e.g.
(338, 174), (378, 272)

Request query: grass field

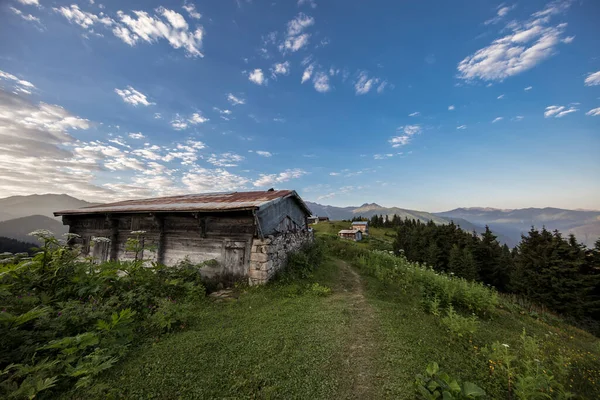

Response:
(89, 222), (600, 399)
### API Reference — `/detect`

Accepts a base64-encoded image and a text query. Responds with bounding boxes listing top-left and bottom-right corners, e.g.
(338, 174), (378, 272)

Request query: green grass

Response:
(311, 221), (396, 251)
(86, 235), (600, 399)
(90, 259), (354, 399)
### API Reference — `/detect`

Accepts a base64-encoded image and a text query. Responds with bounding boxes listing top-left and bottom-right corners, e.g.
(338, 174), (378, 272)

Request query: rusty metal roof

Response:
(54, 190), (312, 216)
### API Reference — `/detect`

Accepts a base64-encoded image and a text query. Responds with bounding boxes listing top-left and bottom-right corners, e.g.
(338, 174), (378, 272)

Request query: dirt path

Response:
(331, 259), (382, 399)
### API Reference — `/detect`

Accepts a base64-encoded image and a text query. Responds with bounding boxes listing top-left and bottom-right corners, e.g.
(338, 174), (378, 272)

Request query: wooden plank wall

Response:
(63, 212), (256, 280)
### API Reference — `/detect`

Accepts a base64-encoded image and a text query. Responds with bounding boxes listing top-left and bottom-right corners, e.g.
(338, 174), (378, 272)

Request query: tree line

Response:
(354, 215), (600, 331)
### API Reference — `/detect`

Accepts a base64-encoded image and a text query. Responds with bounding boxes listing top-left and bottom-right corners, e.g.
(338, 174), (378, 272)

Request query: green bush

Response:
(415, 361), (486, 399)
(325, 241), (498, 317)
(0, 231), (209, 399)
(440, 305), (479, 339)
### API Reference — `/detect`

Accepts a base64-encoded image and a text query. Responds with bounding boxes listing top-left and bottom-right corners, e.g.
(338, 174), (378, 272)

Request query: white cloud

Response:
(376, 80), (388, 94)
(485, 4), (516, 25)
(586, 107), (600, 117)
(492, 117), (503, 123)
(544, 105), (578, 118)
(254, 168), (306, 187)
(170, 115), (188, 130)
(189, 112), (209, 124)
(448, 105), (455, 110)
(355, 71), (379, 95)
(301, 64), (314, 83)
(0, 69), (36, 94)
(213, 107), (232, 116)
(129, 132), (145, 139)
(255, 150), (272, 157)
(373, 154), (393, 160)
(584, 71), (600, 86)
(524, 86), (533, 91)
(114, 86), (154, 106)
(389, 125), (421, 147)
(287, 13), (314, 36)
(154, 113), (162, 119)
(113, 7), (204, 57)
(182, 3), (201, 19)
(456, 125), (467, 130)
(298, 0), (317, 8)
(248, 68), (266, 85)
(458, 2), (573, 81)
(497, 94), (505, 99)
(513, 115), (525, 121)
(409, 111), (420, 117)
(562, 35), (575, 43)
(313, 72), (330, 93)
(54, 4), (113, 30)
(18, 0), (39, 5)
(227, 93), (245, 105)
(280, 13), (314, 53)
(207, 152), (244, 167)
(182, 168), (249, 193)
(10, 6), (41, 23)
(271, 61), (290, 77)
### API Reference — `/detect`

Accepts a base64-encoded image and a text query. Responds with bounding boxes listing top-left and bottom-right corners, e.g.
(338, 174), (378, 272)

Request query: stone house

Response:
(54, 190), (313, 285)
(351, 221), (369, 235)
(338, 229), (362, 241)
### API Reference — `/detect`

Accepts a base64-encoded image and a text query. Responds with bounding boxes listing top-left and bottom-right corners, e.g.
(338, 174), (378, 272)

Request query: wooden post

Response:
(109, 216), (119, 261)
(156, 215), (165, 265)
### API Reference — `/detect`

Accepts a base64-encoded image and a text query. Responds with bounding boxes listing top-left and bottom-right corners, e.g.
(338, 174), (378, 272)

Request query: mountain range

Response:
(305, 201), (600, 248)
(0, 194), (597, 249)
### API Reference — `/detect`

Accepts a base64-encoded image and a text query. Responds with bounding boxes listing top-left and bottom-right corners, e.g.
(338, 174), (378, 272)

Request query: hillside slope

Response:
(0, 215), (68, 243)
(0, 194), (97, 222)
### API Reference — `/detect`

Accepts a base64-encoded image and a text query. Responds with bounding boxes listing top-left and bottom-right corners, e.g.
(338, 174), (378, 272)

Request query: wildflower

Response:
(91, 236), (111, 243)
(502, 343), (510, 348)
(63, 232), (81, 239)
(131, 230), (147, 235)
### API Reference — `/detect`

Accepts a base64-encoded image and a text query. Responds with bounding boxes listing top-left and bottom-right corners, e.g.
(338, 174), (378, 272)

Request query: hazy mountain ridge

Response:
(0, 215), (69, 243)
(0, 194), (97, 222)
(435, 207), (600, 248)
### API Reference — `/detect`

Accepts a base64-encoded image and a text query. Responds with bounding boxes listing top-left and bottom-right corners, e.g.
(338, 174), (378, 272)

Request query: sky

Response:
(0, 0), (599, 212)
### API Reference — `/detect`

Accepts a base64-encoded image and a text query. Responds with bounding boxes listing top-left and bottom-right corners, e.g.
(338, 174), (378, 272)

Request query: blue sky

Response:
(0, 0), (599, 211)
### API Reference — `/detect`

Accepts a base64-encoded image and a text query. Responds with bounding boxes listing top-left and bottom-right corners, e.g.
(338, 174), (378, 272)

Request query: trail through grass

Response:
(93, 254), (600, 399)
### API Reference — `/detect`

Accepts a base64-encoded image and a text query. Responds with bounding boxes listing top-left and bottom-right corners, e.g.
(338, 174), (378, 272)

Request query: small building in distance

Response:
(351, 221), (369, 235)
(54, 190), (312, 285)
(338, 229), (363, 241)
(308, 216), (331, 224)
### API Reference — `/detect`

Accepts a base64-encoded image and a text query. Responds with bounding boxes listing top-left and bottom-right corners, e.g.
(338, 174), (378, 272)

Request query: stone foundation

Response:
(248, 230), (313, 285)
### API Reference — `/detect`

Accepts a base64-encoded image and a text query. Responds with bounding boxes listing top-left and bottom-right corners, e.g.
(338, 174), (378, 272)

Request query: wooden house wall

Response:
(63, 212), (256, 281)
(257, 197), (308, 236)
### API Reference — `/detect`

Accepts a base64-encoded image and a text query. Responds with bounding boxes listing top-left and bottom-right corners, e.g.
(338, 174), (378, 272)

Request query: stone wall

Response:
(248, 230), (313, 285)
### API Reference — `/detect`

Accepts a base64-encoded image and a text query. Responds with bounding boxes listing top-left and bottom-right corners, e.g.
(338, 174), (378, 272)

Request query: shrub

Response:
(415, 361), (486, 399)
(485, 330), (574, 399)
(0, 231), (209, 398)
(309, 283), (332, 297)
(440, 305), (479, 339)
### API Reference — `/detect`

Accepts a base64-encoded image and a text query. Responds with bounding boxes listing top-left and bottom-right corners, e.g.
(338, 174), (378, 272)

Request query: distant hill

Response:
(0, 236), (39, 255)
(0, 215), (69, 243)
(435, 207), (600, 248)
(0, 194), (97, 222)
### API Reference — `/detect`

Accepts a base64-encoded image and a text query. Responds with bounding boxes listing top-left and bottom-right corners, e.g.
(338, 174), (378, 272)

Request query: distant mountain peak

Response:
(359, 202), (382, 208)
